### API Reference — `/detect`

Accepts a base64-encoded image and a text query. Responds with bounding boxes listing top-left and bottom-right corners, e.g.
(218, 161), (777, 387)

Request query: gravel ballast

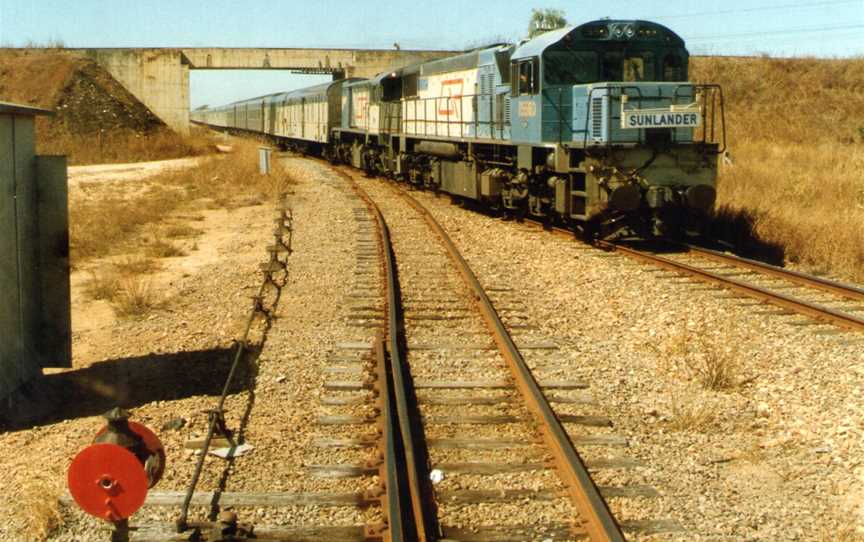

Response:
(6, 154), (861, 541)
(382, 179), (864, 540)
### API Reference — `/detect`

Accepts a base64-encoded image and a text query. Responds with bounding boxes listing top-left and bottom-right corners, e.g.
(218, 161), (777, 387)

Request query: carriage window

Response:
(663, 54), (684, 81)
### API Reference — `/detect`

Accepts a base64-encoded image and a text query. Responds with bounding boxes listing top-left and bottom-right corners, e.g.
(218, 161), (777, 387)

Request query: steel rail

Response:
(681, 243), (864, 303)
(536, 222), (864, 333)
(373, 335), (409, 542)
(386, 185), (625, 542)
(348, 172), (436, 542)
(596, 240), (864, 333)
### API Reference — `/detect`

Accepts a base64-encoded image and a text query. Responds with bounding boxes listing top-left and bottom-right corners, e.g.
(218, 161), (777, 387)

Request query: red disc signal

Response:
(94, 420), (166, 487)
(67, 444), (148, 521)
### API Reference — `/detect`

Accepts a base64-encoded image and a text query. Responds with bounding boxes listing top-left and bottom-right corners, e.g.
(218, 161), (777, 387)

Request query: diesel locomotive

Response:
(192, 19), (726, 239)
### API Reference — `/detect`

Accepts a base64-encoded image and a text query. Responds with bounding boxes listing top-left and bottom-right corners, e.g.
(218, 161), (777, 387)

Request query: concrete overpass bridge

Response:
(67, 47), (459, 133)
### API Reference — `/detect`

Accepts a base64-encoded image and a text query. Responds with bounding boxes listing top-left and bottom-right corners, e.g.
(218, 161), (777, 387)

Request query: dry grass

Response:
(70, 185), (184, 262)
(65, 133), (292, 322)
(692, 56), (864, 281)
(112, 277), (159, 318)
(84, 268), (123, 301)
(163, 223), (202, 238)
(683, 335), (742, 391)
(144, 238), (186, 258)
(665, 391), (718, 432)
(652, 317), (746, 391)
(84, 261), (164, 318)
(70, 137), (292, 266)
(113, 256), (160, 275)
(38, 126), (213, 166)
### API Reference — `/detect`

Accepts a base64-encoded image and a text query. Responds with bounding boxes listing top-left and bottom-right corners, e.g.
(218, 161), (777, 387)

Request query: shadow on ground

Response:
(707, 205), (785, 265)
(0, 347), (249, 430)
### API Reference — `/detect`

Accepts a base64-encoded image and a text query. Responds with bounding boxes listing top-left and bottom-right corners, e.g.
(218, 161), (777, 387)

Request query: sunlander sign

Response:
(621, 108), (701, 129)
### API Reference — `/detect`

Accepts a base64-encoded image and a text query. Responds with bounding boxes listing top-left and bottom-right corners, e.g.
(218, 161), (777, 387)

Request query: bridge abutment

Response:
(80, 49), (191, 134)
(68, 47), (458, 135)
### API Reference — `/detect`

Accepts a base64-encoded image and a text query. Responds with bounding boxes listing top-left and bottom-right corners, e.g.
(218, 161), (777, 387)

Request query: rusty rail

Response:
(382, 184), (625, 542)
(372, 335), (410, 542)
(346, 172), (436, 542)
(536, 222), (864, 334)
(597, 240), (864, 333)
(682, 243), (864, 303)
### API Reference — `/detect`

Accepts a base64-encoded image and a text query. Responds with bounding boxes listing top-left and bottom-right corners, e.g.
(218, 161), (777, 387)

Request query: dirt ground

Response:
(2, 153), (862, 541)
(68, 158), (201, 186)
(0, 157), (280, 541)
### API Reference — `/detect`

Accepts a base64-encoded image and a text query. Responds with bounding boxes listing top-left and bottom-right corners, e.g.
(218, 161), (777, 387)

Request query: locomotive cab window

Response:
(402, 74), (419, 98)
(512, 59), (538, 96)
(601, 52), (655, 82)
(662, 54), (685, 81)
(623, 57), (645, 82)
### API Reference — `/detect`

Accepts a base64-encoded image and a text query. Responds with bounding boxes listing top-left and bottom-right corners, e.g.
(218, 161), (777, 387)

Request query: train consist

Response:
(193, 19), (726, 238)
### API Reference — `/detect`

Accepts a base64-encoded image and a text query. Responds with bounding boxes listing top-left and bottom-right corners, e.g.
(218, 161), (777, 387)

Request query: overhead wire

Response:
(648, 0), (862, 20)
(686, 22), (864, 41)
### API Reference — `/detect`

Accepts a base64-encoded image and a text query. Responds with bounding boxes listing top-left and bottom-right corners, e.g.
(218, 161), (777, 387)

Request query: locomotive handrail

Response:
(399, 92), (510, 140)
(673, 84), (727, 153)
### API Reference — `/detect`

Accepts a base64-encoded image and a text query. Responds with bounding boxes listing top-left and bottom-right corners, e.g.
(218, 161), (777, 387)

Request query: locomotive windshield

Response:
(543, 43), (687, 84)
(544, 50), (598, 85)
(600, 51), (655, 82)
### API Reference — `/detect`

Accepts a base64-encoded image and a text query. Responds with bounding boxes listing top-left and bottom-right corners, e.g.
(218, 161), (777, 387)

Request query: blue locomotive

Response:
(193, 19), (726, 239)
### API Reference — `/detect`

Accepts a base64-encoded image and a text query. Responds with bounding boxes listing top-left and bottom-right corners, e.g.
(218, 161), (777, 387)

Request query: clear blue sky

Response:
(1, 0), (862, 108)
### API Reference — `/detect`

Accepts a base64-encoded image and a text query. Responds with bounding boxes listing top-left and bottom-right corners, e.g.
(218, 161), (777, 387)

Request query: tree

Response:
(528, 8), (568, 38)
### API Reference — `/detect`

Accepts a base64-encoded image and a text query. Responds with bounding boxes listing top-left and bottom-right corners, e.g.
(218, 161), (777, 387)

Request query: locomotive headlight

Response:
(613, 26), (624, 38)
(625, 25), (635, 38)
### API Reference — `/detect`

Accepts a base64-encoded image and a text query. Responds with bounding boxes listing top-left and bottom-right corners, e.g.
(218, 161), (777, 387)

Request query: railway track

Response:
(129, 158), (684, 541)
(489, 215), (864, 335)
(334, 166), (684, 541)
(594, 240), (864, 335)
(352, 174), (620, 541)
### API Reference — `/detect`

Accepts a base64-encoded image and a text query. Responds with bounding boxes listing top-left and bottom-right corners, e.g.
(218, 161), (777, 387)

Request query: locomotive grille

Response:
(504, 96), (511, 123)
(591, 97), (603, 139)
(480, 72), (493, 96)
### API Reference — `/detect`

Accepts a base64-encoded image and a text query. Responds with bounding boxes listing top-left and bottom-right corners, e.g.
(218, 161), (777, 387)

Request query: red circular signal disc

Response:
(94, 421), (166, 486)
(67, 443), (148, 521)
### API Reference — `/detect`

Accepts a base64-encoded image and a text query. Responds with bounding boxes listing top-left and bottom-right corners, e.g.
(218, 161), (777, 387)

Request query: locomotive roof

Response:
(511, 19), (685, 60)
(351, 43), (510, 85)
(218, 78), (363, 109)
(419, 44), (511, 76)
